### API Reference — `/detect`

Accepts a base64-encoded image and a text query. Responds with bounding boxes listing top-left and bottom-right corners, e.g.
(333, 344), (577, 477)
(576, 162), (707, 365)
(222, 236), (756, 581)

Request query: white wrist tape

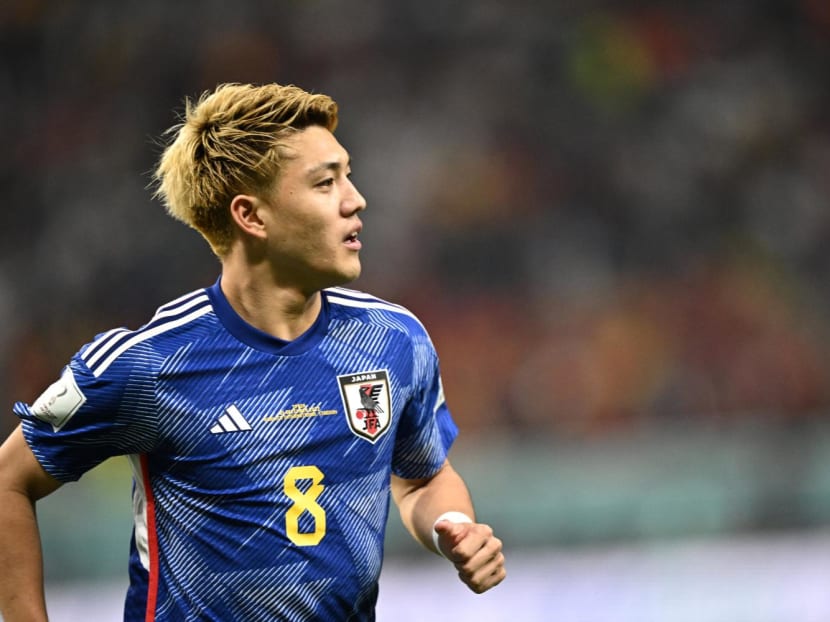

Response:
(431, 511), (473, 556)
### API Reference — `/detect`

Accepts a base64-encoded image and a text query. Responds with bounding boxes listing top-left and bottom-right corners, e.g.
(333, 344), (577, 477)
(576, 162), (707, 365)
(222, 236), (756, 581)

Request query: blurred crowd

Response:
(1, 0), (829, 442)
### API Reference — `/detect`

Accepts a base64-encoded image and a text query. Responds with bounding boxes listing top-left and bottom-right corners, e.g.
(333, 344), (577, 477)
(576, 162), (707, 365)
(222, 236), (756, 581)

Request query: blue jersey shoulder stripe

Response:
(154, 288), (209, 316)
(82, 291), (210, 369)
(80, 327), (132, 366)
(325, 286), (387, 303)
(85, 291), (212, 378)
(325, 288), (422, 324)
(81, 290), (210, 368)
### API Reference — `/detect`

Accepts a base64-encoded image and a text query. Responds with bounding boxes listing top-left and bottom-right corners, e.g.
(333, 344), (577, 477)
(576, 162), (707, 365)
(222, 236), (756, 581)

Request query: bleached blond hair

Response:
(153, 82), (339, 256)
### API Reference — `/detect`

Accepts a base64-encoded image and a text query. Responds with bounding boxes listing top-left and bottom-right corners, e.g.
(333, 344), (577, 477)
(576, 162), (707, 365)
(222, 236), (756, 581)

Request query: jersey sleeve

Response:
(14, 340), (159, 483)
(391, 327), (458, 480)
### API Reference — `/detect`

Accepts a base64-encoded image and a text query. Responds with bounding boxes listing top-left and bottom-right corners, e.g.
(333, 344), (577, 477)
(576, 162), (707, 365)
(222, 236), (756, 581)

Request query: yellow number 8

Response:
(284, 465), (326, 546)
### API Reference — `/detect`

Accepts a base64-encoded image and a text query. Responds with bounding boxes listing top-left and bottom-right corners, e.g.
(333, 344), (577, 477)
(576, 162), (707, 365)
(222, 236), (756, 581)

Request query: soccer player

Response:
(0, 83), (505, 620)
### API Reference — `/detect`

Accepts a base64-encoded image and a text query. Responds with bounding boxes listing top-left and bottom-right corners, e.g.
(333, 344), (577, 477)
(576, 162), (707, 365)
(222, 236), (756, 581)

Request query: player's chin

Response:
(329, 259), (362, 287)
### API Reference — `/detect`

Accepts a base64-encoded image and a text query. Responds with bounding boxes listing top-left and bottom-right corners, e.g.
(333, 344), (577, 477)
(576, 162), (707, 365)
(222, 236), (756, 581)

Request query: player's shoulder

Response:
(324, 286), (427, 333)
(78, 287), (214, 378)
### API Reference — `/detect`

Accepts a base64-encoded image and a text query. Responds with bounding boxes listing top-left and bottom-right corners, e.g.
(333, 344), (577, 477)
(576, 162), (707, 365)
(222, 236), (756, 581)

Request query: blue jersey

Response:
(15, 280), (457, 621)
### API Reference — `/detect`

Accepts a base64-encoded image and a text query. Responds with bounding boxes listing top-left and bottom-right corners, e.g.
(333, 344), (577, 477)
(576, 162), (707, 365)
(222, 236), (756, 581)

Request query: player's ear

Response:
(229, 194), (267, 240)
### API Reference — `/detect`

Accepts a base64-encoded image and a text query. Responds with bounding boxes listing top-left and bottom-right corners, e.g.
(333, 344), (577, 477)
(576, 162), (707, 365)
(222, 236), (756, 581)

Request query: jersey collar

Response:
(206, 277), (329, 356)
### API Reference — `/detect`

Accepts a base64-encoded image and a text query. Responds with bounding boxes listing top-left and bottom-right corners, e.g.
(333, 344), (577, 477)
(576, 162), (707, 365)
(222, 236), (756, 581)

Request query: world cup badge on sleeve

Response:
(31, 367), (86, 432)
(337, 369), (392, 443)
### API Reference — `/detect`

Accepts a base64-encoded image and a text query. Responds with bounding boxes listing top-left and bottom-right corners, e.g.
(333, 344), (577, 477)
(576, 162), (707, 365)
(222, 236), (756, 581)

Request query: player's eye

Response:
(316, 178), (334, 188)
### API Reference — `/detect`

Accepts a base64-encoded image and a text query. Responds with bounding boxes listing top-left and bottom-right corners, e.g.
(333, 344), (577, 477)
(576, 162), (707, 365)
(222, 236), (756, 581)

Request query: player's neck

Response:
(219, 263), (322, 342)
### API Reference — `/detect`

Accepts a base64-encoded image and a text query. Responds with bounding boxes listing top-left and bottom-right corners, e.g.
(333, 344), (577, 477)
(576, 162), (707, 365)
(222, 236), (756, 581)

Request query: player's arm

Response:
(0, 424), (63, 621)
(391, 459), (506, 593)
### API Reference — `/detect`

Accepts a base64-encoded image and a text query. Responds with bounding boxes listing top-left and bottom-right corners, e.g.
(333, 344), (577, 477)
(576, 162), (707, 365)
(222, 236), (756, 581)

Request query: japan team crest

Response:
(337, 369), (392, 443)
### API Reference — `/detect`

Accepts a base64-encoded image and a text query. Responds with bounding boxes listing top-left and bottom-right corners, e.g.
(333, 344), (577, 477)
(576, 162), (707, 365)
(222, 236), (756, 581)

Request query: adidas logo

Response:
(211, 405), (253, 434)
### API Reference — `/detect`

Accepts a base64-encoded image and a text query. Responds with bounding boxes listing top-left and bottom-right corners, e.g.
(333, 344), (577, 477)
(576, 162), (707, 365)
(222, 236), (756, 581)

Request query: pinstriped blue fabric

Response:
(15, 279), (457, 621)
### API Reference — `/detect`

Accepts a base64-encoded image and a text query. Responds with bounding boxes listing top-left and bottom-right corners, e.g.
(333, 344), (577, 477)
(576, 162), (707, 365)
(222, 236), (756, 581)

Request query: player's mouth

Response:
(344, 228), (362, 251)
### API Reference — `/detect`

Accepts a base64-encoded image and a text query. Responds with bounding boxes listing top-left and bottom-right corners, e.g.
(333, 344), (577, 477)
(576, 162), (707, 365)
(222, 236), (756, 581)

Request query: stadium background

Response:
(2, 1), (830, 619)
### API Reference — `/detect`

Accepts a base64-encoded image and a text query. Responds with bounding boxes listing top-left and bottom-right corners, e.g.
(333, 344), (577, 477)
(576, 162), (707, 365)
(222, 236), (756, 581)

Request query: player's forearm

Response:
(392, 461), (475, 553)
(0, 489), (49, 621)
